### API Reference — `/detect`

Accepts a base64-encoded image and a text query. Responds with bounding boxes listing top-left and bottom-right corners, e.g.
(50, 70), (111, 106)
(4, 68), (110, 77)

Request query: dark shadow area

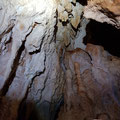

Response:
(76, 0), (87, 5)
(51, 96), (64, 120)
(17, 96), (64, 120)
(83, 20), (120, 57)
(18, 100), (51, 120)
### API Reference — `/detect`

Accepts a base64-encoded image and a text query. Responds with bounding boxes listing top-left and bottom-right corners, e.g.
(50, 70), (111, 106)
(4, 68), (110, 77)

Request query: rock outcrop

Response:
(0, 0), (64, 120)
(0, 0), (88, 119)
(58, 44), (120, 120)
(84, 0), (120, 28)
(56, 0), (89, 50)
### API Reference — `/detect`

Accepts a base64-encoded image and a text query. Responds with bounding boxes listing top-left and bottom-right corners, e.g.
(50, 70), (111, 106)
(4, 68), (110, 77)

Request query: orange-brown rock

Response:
(84, 0), (120, 28)
(58, 44), (120, 120)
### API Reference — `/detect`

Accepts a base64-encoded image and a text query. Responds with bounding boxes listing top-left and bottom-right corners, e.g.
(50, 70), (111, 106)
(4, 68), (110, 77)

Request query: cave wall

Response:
(0, 0), (87, 119)
(0, 0), (120, 120)
(84, 0), (120, 28)
(58, 44), (120, 120)
(56, 0), (89, 50)
(0, 0), (64, 120)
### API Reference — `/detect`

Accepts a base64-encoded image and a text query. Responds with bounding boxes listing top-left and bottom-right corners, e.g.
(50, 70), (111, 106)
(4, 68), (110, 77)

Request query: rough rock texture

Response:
(84, 0), (120, 28)
(56, 0), (89, 50)
(74, 18), (89, 50)
(0, 0), (89, 119)
(0, 0), (120, 120)
(58, 44), (120, 120)
(0, 0), (64, 120)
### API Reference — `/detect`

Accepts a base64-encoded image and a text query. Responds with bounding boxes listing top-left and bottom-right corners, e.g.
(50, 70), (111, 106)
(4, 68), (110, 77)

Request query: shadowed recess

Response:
(84, 20), (120, 57)
(76, 0), (87, 5)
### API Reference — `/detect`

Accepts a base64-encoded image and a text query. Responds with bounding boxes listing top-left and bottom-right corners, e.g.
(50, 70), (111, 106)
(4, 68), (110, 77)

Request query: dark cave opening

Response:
(83, 20), (120, 57)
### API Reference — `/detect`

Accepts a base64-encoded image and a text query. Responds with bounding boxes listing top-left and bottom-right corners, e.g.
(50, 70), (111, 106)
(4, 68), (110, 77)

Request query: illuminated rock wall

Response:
(0, 0), (64, 120)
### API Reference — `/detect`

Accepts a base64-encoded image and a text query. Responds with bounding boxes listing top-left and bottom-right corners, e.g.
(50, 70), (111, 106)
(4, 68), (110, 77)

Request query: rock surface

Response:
(0, 0), (120, 120)
(0, 0), (88, 119)
(56, 0), (89, 50)
(84, 0), (120, 28)
(58, 44), (120, 120)
(0, 0), (64, 120)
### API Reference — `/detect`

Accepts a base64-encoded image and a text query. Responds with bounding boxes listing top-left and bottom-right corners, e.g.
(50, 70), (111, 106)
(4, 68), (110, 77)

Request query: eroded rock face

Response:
(0, 0), (120, 120)
(0, 0), (64, 120)
(84, 0), (120, 28)
(58, 44), (120, 120)
(56, 0), (89, 50)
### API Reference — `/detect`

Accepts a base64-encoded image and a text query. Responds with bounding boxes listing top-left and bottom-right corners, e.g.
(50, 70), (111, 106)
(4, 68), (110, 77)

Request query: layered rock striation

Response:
(0, 0), (64, 120)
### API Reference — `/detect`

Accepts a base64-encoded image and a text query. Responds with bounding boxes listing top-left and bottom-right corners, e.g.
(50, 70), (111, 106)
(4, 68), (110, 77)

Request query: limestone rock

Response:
(0, 0), (120, 120)
(70, 3), (84, 29)
(74, 18), (89, 49)
(58, 44), (120, 120)
(84, 0), (120, 28)
(0, 0), (64, 120)
(56, 0), (88, 50)
(64, 2), (72, 13)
